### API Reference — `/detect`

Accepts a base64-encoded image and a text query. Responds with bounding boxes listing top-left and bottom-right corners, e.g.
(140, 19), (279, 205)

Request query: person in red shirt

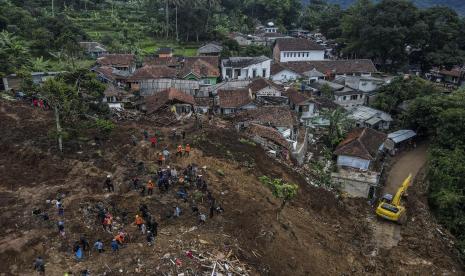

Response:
(150, 137), (157, 147)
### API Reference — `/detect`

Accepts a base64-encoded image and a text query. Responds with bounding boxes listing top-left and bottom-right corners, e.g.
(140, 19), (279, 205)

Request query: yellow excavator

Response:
(375, 174), (412, 224)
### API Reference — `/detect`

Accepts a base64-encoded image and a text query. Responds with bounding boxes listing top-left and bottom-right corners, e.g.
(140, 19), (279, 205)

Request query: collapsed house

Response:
(247, 78), (287, 105)
(331, 127), (387, 199)
(102, 84), (133, 110)
(137, 87), (195, 116)
(234, 106), (308, 164)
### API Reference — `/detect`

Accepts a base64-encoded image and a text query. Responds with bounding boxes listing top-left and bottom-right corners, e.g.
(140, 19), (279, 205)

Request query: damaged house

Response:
(331, 127), (387, 199)
(247, 78), (287, 105)
(102, 84), (133, 110)
(234, 106), (308, 164)
(215, 88), (256, 115)
(138, 87), (195, 115)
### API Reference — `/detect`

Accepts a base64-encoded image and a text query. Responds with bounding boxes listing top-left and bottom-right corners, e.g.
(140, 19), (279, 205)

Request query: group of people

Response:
(176, 144), (191, 157)
(31, 97), (49, 109)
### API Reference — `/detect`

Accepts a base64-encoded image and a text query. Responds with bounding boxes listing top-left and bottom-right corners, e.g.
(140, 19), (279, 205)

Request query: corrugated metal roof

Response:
(388, 130), (416, 144)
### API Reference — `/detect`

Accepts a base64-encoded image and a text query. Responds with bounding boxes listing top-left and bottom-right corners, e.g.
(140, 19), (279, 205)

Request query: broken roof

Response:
(143, 87), (195, 114)
(217, 88), (252, 108)
(222, 56), (270, 68)
(247, 78), (284, 93)
(275, 38), (325, 51)
(246, 123), (290, 150)
(283, 60), (377, 75)
(129, 66), (177, 81)
(104, 84), (127, 98)
(334, 128), (387, 160)
(235, 106), (297, 127)
(97, 54), (135, 67)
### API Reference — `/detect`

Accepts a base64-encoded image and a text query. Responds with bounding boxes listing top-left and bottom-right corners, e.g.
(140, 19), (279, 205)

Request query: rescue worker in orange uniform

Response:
(158, 152), (164, 166)
(176, 145), (183, 157)
(135, 215), (144, 229)
(147, 180), (154, 195)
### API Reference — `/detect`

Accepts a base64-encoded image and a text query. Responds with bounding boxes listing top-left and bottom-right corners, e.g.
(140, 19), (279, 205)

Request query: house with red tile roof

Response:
(216, 88), (256, 115)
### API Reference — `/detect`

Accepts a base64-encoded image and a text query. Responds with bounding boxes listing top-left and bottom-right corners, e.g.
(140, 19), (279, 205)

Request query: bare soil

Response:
(0, 100), (463, 275)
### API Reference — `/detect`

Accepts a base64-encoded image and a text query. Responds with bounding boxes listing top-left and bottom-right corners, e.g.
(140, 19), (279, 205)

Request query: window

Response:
(307, 52), (309, 57)
(342, 96), (347, 100)
(298, 53), (301, 57)
(350, 95), (358, 100)
(262, 68), (266, 77)
(252, 69), (257, 78)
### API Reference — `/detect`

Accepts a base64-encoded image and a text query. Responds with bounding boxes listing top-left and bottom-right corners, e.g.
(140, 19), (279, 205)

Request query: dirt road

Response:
(372, 142), (429, 249)
(384, 142), (429, 195)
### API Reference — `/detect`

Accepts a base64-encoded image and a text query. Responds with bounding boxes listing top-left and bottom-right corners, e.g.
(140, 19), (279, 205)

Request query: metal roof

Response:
(387, 130), (416, 144)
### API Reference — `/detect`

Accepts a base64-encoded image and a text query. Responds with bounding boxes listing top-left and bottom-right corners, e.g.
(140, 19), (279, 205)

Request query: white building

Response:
(273, 38), (325, 63)
(221, 56), (271, 80)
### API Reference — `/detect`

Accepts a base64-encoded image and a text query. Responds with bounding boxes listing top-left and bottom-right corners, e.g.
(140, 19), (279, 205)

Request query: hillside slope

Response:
(0, 100), (463, 275)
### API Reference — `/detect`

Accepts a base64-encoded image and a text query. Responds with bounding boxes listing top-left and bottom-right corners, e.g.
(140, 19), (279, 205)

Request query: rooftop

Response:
(235, 106), (297, 128)
(97, 54), (135, 67)
(222, 56), (270, 68)
(286, 88), (310, 105)
(198, 43), (223, 54)
(129, 65), (177, 81)
(247, 78), (284, 93)
(217, 88), (252, 108)
(275, 38), (325, 51)
(282, 59), (377, 75)
(347, 105), (393, 123)
(334, 127), (387, 160)
(246, 123), (290, 150)
(143, 87), (195, 114)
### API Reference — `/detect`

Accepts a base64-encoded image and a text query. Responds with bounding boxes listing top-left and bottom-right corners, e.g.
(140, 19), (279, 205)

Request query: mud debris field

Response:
(0, 101), (463, 275)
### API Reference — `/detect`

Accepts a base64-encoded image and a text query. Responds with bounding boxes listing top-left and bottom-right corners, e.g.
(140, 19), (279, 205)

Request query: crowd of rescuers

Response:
(31, 129), (224, 275)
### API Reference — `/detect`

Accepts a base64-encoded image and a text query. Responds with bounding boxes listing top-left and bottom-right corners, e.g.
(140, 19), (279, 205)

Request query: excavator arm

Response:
(391, 174), (412, 206)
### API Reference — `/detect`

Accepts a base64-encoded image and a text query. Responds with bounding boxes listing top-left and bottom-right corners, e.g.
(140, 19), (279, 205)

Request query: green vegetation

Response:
(367, 76), (465, 256)
(259, 176), (298, 211)
(371, 76), (443, 114)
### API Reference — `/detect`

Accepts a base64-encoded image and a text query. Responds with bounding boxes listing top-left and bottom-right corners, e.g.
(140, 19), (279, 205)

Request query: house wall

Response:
(334, 94), (365, 108)
(273, 44), (281, 62)
(332, 176), (372, 198)
(221, 60), (271, 80)
(337, 155), (371, 170)
(271, 69), (301, 82)
(256, 86), (281, 97)
(280, 50), (325, 62)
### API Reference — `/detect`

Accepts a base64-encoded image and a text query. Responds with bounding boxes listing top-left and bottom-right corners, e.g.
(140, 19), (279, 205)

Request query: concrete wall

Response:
(221, 60), (271, 80)
(332, 176), (371, 198)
